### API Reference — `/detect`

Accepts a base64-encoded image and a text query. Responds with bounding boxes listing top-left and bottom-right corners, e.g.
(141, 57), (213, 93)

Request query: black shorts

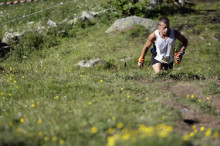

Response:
(151, 47), (173, 70)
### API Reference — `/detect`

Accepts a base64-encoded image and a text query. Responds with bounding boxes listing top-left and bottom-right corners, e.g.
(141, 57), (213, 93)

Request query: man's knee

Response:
(152, 63), (162, 73)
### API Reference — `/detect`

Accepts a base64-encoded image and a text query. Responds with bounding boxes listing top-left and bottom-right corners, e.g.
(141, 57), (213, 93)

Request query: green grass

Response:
(0, 0), (220, 146)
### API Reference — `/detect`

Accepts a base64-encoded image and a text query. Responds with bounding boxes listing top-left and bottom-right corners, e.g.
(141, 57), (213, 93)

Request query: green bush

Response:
(108, 0), (150, 17)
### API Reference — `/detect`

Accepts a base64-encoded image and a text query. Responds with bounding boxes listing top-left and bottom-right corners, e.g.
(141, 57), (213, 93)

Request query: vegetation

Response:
(0, 0), (219, 146)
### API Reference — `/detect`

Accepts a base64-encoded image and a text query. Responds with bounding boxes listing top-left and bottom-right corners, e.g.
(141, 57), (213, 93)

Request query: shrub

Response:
(108, 0), (150, 17)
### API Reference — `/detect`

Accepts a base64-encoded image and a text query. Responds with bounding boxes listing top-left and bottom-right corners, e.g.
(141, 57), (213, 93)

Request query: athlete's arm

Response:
(175, 30), (188, 53)
(175, 30), (188, 60)
(138, 32), (155, 68)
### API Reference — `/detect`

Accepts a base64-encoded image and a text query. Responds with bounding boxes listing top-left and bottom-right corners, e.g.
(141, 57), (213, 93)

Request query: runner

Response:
(138, 17), (188, 73)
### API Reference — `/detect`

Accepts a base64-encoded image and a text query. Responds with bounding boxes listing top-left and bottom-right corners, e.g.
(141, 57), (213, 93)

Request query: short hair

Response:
(158, 17), (169, 25)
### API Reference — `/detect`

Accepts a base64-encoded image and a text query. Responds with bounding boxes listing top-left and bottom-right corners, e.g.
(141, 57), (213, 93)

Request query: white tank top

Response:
(154, 28), (175, 64)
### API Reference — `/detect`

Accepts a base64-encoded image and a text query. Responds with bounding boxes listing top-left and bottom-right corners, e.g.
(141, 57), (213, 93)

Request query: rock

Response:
(57, 30), (67, 37)
(2, 32), (24, 43)
(179, 108), (199, 124)
(211, 36), (219, 41)
(179, 108), (188, 115)
(80, 11), (98, 20)
(77, 58), (107, 68)
(105, 16), (157, 33)
(47, 19), (57, 28)
(36, 26), (46, 34)
(199, 36), (205, 41)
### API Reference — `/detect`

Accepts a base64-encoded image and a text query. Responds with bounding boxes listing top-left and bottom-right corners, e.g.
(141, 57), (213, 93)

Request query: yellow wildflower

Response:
(108, 128), (115, 134)
(22, 76), (24, 79)
(192, 125), (196, 129)
(200, 126), (205, 132)
(146, 97), (149, 101)
(198, 99), (201, 102)
(37, 119), (42, 124)
(8, 94), (12, 96)
(189, 132), (194, 137)
(122, 133), (130, 140)
(100, 80), (103, 83)
(9, 122), (13, 127)
(38, 131), (43, 136)
(191, 95), (194, 98)
(20, 118), (24, 123)
(91, 126), (98, 134)
(117, 122), (123, 129)
(205, 128), (212, 137)
(206, 97), (210, 100)
(59, 139), (65, 144)
(1, 92), (3, 96)
(70, 100), (74, 104)
(159, 130), (168, 138)
(56, 96), (59, 100)
(31, 104), (35, 108)
(213, 132), (219, 139)
(17, 127), (22, 132)
(44, 136), (49, 141)
(52, 136), (57, 142)
(127, 95), (130, 98)
(10, 67), (12, 72)
(112, 117), (116, 121)
(14, 80), (16, 83)
(121, 88), (124, 91)
(186, 94), (189, 99)
(182, 134), (190, 141)
(161, 116), (165, 120)
(88, 102), (92, 105)
(107, 136), (115, 146)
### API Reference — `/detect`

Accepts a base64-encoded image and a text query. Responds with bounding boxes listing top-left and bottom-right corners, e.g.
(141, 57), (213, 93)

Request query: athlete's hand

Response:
(138, 62), (143, 68)
(175, 52), (183, 61)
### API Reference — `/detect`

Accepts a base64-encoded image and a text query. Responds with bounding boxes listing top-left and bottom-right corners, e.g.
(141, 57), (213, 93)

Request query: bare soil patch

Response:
(138, 78), (220, 133)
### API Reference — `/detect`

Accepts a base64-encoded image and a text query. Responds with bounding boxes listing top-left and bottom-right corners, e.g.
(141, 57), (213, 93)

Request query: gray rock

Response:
(199, 36), (205, 41)
(80, 11), (98, 20)
(47, 19), (57, 28)
(36, 26), (46, 34)
(179, 108), (188, 115)
(77, 58), (107, 68)
(2, 32), (24, 43)
(105, 16), (157, 33)
(211, 36), (219, 41)
(57, 30), (67, 36)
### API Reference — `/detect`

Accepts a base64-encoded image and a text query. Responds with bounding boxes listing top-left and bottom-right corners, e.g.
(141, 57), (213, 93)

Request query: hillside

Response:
(0, 0), (220, 146)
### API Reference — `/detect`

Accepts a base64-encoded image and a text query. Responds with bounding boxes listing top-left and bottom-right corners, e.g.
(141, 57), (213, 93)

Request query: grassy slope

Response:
(0, 0), (220, 146)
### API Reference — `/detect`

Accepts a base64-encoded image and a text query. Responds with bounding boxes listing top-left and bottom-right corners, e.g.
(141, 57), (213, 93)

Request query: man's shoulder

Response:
(149, 31), (156, 39)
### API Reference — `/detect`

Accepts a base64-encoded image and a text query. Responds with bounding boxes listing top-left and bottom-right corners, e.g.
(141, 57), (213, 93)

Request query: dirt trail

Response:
(138, 78), (220, 133)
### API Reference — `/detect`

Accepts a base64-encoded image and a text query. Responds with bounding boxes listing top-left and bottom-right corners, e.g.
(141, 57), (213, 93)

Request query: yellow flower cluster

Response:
(182, 125), (219, 141)
(107, 124), (173, 146)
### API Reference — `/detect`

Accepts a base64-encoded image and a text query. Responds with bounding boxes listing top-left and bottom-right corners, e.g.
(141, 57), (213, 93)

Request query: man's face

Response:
(158, 22), (169, 36)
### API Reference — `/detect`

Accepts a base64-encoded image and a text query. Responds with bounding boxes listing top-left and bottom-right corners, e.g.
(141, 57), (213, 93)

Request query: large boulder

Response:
(105, 16), (157, 33)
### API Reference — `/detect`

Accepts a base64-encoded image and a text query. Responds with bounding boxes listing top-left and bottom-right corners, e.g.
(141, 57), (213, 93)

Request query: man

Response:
(138, 17), (188, 73)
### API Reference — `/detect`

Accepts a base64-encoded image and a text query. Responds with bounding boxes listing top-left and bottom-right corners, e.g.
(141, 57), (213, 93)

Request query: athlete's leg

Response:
(152, 63), (162, 73)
